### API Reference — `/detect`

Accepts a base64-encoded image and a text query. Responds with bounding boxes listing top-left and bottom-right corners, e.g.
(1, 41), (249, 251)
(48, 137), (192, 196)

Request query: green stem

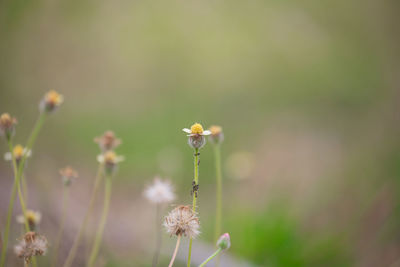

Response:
(187, 148), (199, 267)
(168, 235), (182, 267)
(152, 204), (162, 267)
(21, 174), (29, 204)
(213, 145), (222, 267)
(52, 187), (70, 267)
(87, 175), (112, 267)
(214, 145), (222, 243)
(198, 248), (222, 267)
(63, 163), (104, 267)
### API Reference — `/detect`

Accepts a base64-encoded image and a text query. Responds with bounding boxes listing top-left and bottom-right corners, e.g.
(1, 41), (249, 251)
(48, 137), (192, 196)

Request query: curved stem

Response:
(52, 187), (70, 267)
(63, 163), (104, 267)
(168, 235), (182, 267)
(87, 175), (112, 267)
(152, 204), (162, 267)
(198, 248), (222, 267)
(187, 148), (199, 267)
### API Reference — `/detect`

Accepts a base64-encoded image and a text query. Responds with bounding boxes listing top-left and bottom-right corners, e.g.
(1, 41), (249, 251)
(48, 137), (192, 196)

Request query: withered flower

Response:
(14, 232), (48, 264)
(0, 113), (17, 139)
(59, 166), (79, 186)
(164, 205), (200, 239)
(94, 131), (122, 152)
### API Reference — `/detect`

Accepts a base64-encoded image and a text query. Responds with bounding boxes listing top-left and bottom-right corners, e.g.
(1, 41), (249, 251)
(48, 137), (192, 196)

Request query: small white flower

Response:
(182, 123), (211, 137)
(16, 210), (41, 226)
(4, 145), (31, 162)
(144, 177), (176, 204)
(97, 151), (125, 164)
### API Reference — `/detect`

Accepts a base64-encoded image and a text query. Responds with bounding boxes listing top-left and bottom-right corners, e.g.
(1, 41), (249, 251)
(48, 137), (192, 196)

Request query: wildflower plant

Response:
(1, 90), (63, 267)
(144, 177), (176, 267)
(63, 131), (122, 267)
(182, 122), (210, 267)
(208, 125), (224, 267)
(87, 144), (124, 267)
(52, 167), (78, 267)
(164, 205), (200, 267)
(16, 210), (41, 231)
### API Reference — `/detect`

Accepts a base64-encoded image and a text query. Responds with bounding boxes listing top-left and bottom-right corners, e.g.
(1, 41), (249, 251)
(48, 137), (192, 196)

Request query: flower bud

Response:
(0, 113), (17, 140)
(208, 125), (224, 145)
(39, 90), (63, 113)
(59, 166), (78, 186)
(216, 233), (231, 250)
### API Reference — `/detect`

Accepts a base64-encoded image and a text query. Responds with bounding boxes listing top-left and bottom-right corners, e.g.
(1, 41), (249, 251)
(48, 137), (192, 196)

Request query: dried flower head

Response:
(144, 177), (176, 204)
(39, 90), (64, 113)
(0, 113), (17, 139)
(164, 205), (200, 238)
(182, 123), (211, 149)
(14, 232), (48, 263)
(94, 131), (122, 152)
(216, 233), (231, 250)
(16, 210), (41, 230)
(59, 166), (79, 186)
(97, 151), (124, 174)
(208, 125), (224, 144)
(4, 144), (31, 164)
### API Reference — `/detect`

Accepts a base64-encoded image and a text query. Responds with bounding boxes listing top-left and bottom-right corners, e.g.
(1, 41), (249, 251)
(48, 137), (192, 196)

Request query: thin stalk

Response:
(63, 163), (104, 267)
(21, 174), (29, 203)
(152, 204), (162, 267)
(213, 145), (222, 267)
(198, 248), (222, 267)
(187, 148), (199, 267)
(52, 187), (70, 267)
(87, 175), (112, 267)
(168, 235), (182, 267)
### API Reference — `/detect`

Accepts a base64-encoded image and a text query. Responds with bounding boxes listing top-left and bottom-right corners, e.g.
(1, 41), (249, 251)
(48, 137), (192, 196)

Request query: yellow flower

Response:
(40, 90), (64, 113)
(208, 125), (224, 144)
(97, 151), (124, 174)
(4, 144), (31, 162)
(182, 123), (211, 136)
(16, 210), (41, 227)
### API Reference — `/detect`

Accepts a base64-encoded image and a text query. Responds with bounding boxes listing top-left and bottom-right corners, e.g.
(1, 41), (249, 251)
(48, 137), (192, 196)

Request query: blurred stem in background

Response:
(187, 147), (199, 267)
(21, 174), (29, 204)
(168, 234), (182, 267)
(152, 203), (162, 267)
(63, 163), (104, 267)
(213, 144), (222, 266)
(52, 186), (70, 267)
(0, 113), (46, 267)
(87, 174), (112, 267)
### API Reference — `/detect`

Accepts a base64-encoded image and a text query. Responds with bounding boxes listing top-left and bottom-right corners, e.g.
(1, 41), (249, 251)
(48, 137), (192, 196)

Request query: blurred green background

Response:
(1, 0), (400, 266)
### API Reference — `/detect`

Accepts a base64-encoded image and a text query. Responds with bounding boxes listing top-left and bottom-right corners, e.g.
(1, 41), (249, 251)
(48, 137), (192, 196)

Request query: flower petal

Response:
(202, 130), (211, 135)
(4, 152), (12, 161)
(182, 128), (191, 134)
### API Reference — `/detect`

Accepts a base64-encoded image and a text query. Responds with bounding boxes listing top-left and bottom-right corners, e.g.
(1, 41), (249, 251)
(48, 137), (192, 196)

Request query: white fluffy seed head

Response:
(164, 205), (200, 239)
(14, 232), (48, 263)
(144, 177), (176, 204)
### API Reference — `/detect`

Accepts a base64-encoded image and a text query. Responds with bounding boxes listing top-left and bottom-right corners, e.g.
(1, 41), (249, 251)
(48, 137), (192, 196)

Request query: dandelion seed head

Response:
(144, 177), (176, 204)
(164, 205), (200, 239)
(14, 232), (48, 263)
